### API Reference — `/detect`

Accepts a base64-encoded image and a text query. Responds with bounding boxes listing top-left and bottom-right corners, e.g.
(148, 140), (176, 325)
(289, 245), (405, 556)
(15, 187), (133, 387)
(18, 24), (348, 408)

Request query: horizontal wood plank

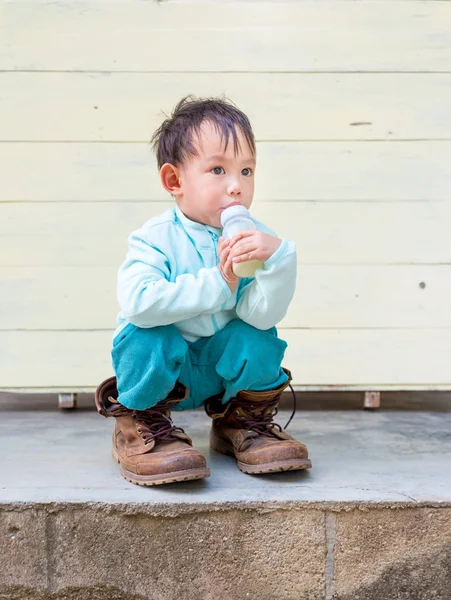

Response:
(1, 329), (450, 388)
(2, 73), (451, 141)
(4, 0), (433, 4)
(1, 265), (450, 330)
(1, 141), (450, 203)
(2, 2), (451, 72)
(0, 201), (449, 266)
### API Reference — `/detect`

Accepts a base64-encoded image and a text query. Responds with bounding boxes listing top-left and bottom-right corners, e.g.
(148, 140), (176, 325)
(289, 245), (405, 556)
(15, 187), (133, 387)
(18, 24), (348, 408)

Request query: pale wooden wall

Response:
(1, 0), (450, 392)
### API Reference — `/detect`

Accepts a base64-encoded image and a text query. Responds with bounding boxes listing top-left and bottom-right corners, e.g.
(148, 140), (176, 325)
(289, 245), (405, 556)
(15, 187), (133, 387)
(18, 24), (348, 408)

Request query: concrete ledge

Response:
(1, 404), (451, 599)
(1, 504), (451, 600)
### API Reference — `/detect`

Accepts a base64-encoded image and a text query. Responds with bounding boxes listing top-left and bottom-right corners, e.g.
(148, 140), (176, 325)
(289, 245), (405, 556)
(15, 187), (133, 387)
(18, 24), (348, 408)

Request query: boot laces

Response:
(285, 383), (297, 429)
(233, 384), (297, 437)
(132, 404), (186, 445)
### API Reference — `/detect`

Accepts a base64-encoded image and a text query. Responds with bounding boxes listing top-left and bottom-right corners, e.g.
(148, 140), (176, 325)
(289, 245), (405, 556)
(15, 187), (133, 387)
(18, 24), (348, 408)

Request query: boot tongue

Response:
(233, 401), (286, 439)
(125, 427), (192, 458)
(125, 435), (156, 457)
(126, 408), (192, 456)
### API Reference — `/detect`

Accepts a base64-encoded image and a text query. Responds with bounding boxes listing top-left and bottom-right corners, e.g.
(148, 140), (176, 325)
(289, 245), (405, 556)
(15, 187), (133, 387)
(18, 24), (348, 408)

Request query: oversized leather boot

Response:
(205, 369), (312, 474)
(95, 376), (210, 486)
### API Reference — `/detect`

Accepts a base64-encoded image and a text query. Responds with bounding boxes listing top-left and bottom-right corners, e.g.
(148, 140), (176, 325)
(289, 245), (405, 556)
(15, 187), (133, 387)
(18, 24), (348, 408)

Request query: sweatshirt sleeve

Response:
(235, 232), (297, 330)
(117, 228), (232, 328)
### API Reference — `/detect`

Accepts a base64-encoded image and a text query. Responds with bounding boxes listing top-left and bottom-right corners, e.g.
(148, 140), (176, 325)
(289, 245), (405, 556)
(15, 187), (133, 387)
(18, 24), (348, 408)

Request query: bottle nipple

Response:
(224, 201), (242, 209)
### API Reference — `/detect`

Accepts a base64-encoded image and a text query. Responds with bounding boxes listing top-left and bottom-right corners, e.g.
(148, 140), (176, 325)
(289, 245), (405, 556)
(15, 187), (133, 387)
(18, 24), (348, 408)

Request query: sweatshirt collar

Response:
(175, 205), (222, 237)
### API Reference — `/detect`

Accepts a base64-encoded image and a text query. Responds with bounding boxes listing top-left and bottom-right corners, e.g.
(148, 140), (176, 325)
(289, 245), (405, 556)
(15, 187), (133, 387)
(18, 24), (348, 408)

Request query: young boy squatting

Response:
(95, 96), (312, 486)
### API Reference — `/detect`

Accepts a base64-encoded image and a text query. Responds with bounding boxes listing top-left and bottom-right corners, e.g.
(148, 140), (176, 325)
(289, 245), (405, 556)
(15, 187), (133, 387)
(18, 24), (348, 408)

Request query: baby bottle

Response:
(220, 204), (265, 277)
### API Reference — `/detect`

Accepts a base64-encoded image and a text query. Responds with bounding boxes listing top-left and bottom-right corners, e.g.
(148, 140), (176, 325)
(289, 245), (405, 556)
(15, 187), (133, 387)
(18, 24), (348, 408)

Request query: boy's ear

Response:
(160, 163), (182, 197)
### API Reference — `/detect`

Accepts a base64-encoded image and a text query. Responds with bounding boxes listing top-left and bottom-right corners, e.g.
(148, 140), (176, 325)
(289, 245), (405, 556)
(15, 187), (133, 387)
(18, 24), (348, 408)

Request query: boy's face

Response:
(162, 121), (256, 229)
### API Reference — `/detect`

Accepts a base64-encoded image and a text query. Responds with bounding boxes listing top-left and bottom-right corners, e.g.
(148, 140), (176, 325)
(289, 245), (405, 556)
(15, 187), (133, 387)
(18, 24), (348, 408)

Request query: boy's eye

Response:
(242, 168), (253, 177)
(211, 166), (224, 175)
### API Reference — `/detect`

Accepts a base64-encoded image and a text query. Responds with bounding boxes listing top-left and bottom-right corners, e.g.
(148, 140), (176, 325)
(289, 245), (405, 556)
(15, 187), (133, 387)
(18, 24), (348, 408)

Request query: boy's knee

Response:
(111, 324), (189, 410)
(140, 323), (187, 349)
(112, 323), (188, 362)
(221, 319), (287, 361)
(224, 319), (282, 345)
(223, 318), (276, 339)
(214, 320), (288, 390)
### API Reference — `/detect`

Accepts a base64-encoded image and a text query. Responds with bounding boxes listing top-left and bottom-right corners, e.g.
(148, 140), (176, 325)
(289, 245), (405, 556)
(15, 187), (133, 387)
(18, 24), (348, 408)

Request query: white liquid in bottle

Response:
(220, 205), (265, 277)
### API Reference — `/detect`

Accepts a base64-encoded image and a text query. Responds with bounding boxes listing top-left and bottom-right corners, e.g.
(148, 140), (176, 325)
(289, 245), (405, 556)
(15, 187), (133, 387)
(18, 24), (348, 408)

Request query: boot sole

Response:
(112, 446), (210, 486)
(211, 434), (312, 474)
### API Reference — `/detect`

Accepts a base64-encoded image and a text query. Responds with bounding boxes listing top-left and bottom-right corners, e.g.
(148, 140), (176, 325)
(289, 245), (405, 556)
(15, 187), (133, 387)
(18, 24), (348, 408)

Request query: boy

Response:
(95, 96), (312, 486)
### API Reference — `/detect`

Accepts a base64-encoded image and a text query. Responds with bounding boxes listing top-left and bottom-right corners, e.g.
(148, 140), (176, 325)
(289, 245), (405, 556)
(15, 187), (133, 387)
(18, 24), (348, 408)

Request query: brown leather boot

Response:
(95, 377), (210, 486)
(205, 369), (312, 474)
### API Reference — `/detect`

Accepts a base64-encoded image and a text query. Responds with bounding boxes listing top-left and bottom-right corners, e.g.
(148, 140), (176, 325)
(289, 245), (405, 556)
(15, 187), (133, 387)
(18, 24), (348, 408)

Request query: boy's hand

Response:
(228, 230), (281, 265)
(217, 237), (239, 293)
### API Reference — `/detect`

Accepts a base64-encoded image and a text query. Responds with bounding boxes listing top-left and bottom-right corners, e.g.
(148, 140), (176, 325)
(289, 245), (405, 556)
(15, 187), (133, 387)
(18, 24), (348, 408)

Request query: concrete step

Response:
(1, 398), (451, 600)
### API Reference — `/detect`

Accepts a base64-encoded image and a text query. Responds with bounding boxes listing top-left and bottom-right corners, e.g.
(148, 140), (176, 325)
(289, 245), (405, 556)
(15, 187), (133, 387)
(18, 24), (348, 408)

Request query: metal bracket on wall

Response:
(364, 391), (381, 410)
(58, 393), (78, 409)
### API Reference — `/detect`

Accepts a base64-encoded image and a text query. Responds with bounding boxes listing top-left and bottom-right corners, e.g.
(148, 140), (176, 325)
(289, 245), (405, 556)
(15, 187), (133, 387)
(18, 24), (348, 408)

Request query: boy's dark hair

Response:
(150, 95), (256, 170)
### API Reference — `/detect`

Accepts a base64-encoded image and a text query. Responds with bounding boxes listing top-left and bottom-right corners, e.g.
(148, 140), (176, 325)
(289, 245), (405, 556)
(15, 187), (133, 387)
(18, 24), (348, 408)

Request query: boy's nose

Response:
(227, 180), (241, 196)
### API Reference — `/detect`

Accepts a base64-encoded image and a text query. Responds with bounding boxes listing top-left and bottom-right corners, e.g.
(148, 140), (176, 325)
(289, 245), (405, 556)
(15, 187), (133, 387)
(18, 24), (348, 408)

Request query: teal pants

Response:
(111, 319), (289, 411)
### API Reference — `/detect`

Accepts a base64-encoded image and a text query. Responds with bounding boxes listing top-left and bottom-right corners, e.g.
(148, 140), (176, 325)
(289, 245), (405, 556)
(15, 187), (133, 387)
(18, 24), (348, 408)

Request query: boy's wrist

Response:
(218, 264), (239, 293)
(217, 236), (239, 292)
(213, 266), (236, 297)
(263, 239), (289, 269)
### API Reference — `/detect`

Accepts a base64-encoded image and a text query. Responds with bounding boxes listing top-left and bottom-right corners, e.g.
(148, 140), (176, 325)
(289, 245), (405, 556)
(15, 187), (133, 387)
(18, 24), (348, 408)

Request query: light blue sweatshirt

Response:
(114, 205), (297, 343)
